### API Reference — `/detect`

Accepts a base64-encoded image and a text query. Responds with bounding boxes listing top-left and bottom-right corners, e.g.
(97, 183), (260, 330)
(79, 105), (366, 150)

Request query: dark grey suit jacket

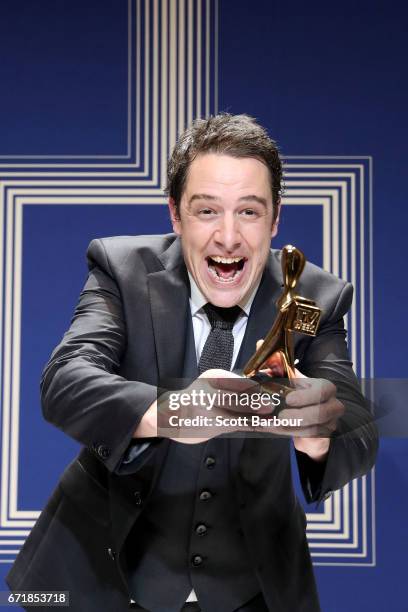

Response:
(6, 234), (378, 612)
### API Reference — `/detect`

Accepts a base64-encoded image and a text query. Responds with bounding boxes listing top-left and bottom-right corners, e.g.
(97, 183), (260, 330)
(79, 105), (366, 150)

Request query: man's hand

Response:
(133, 399), (158, 438)
(258, 339), (344, 461)
(164, 368), (272, 444)
(133, 369), (262, 443)
(284, 371), (344, 461)
(134, 365), (345, 459)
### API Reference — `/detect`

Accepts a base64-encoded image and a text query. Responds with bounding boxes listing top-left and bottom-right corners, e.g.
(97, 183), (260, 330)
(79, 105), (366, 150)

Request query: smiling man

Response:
(7, 114), (377, 612)
(170, 153), (277, 308)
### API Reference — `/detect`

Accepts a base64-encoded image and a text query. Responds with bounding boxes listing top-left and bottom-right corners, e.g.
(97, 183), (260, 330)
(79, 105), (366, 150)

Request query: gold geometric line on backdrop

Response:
(0, 160), (375, 567)
(284, 161), (375, 565)
(0, 0), (218, 173)
(0, 0), (373, 565)
(0, 159), (374, 568)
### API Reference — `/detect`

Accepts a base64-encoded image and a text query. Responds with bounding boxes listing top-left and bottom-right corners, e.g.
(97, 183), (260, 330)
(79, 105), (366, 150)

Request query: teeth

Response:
(208, 266), (244, 282)
(210, 256), (243, 264)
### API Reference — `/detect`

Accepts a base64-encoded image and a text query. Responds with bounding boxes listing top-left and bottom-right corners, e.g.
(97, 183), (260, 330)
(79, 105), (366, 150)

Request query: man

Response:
(7, 114), (377, 611)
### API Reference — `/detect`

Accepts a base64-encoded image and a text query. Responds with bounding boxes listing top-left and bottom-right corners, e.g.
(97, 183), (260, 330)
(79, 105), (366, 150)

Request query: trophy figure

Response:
(243, 245), (322, 383)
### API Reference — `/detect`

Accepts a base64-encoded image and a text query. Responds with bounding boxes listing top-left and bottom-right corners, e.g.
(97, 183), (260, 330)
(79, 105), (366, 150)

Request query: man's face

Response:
(169, 153), (279, 307)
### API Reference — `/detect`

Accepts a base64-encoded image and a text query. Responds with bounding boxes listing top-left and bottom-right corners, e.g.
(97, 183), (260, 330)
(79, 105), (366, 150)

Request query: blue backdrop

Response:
(0, 1), (406, 610)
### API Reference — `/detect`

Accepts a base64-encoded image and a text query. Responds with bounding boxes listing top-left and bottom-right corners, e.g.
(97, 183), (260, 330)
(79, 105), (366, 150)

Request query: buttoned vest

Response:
(124, 316), (260, 612)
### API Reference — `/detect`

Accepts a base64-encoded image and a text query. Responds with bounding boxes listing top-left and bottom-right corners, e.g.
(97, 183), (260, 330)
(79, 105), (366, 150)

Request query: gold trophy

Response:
(243, 245), (322, 385)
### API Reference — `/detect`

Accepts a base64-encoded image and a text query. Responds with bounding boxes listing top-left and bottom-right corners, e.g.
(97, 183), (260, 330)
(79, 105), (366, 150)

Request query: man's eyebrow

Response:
(188, 194), (268, 206)
(188, 193), (219, 205)
(238, 195), (268, 207)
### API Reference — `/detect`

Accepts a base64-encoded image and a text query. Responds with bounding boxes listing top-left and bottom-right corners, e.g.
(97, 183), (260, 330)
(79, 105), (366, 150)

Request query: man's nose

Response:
(214, 214), (241, 252)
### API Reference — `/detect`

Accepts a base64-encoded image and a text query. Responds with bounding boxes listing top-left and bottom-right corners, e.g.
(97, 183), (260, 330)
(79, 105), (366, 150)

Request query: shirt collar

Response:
(188, 272), (261, 317)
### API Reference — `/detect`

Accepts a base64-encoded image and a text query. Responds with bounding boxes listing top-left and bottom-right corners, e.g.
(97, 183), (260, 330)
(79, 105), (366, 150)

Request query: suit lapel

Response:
(147, 238), (191, 385)
(235, 250), (283, 371)
(231, 250), (284, 480)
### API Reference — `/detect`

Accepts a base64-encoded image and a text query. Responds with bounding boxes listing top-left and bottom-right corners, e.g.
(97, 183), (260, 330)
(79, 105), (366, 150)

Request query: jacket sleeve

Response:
(40, 239), (158, 473)
(295, 281), (378, 504)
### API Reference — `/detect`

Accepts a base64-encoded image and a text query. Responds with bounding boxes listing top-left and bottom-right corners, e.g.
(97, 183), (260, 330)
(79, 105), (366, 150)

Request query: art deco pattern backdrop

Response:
(0, 1), (406, 610)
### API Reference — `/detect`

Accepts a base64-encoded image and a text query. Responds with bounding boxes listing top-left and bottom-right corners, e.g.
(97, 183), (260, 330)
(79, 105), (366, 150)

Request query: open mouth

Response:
(206, 256), (246, 283)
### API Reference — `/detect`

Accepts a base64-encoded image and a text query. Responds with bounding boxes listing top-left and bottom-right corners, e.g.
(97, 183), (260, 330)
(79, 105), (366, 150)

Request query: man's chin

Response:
(200, 285), (248, 308)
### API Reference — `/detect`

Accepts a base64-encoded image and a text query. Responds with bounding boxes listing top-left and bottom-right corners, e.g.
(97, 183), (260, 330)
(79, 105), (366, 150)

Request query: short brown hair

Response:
(166, 113), (283, 221)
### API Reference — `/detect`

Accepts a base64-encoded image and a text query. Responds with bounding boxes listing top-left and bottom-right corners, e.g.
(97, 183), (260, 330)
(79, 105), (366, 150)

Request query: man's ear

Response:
(168, 198), (182, 235)
(271, 202), (281, 238)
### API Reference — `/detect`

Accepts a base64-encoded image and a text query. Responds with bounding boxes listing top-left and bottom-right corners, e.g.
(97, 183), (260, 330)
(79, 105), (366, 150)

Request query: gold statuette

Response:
(243, 245), (322, 380)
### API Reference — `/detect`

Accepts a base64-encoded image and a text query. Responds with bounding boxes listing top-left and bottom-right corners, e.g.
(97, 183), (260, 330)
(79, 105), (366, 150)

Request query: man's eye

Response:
(199, 208), (215, 216)
(241, 209), (257, 217)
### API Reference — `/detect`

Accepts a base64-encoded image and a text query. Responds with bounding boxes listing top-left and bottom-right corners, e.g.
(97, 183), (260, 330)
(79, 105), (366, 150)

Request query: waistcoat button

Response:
(195, 523), (207, 536)
(199, 490), (212, 501)
(191, 555), (203, 567)
(96, 444), (111, 459)
(205, 456), (216, 469)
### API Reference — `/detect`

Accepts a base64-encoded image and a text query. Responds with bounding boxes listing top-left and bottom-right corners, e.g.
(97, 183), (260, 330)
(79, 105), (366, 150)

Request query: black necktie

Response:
(198, 304), (242, 374)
